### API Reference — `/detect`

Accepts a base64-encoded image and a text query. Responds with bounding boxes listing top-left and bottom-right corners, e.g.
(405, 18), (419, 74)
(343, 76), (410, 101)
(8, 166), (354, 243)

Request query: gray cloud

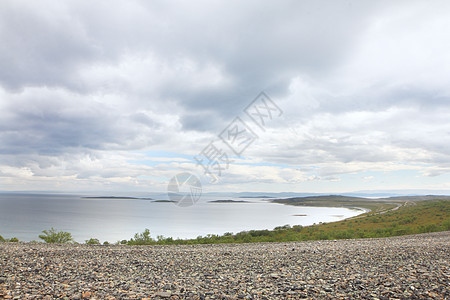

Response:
(1, 0), (450, 191)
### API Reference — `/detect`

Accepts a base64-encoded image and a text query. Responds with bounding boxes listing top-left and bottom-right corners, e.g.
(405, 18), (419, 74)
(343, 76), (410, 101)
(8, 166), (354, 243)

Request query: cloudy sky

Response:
(1, 0), (450, 195)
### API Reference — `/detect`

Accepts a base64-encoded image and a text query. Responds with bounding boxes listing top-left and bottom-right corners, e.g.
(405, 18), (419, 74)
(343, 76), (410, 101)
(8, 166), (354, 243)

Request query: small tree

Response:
(130, 228), (153, 245)
(85, 238), (100, 245)
(0, 235), (5, 242)
(39, 228), (73, 243)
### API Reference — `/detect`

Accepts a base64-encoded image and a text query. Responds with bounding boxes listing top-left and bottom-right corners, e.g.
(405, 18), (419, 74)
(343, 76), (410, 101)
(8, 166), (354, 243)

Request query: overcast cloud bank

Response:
(1, 0), (449, 193)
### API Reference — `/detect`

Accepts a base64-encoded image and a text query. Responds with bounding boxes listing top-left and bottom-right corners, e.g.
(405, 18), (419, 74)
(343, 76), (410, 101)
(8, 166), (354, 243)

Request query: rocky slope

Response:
(1, 232), (448, 299)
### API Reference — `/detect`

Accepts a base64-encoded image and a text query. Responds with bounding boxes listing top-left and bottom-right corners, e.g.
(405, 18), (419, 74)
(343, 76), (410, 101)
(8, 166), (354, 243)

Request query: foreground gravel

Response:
(0, 232), (449, 299)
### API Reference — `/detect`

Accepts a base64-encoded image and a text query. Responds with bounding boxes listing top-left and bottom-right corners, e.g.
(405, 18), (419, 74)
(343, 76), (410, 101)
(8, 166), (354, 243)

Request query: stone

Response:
(155, 291), (172, 298)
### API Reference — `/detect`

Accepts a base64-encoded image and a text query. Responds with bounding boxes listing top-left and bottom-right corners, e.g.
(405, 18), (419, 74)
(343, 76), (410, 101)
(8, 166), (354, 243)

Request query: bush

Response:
(274, 224), (291, 231)
(39, 228), (73, 244)
(292, 225), (303, 232)
(420, 224), (439, 233)
(0, 236), (17, 242)
(103, 241), (110, 245)
(442, 220), (450, 231)
(129, 228), (154, 245)
(156, 236), (174, 244)
(249, 230), (270, 237)
(85, 238), (100, 245)
(398, 216), (417, 225)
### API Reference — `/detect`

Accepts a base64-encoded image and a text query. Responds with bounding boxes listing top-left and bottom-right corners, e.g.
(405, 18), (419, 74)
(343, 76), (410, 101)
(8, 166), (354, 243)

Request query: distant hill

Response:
(208, 200), (250, 203)
(383, 195), (450, 201)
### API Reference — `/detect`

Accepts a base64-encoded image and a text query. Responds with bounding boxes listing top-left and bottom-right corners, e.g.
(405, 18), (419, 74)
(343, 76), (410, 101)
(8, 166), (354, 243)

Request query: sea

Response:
(0, 193), (365, 243)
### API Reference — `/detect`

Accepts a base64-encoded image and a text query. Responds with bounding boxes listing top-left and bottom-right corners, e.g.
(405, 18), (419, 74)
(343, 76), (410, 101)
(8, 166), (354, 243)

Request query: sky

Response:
(1, 0), (450, 195)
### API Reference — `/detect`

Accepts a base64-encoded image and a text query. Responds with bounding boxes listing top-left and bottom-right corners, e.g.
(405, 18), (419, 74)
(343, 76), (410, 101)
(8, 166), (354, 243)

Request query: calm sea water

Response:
(0, 193), (364, 243)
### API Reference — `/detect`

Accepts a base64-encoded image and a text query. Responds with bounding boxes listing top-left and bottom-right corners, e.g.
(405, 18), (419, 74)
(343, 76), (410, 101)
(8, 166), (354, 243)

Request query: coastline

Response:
(0, 193), (362, 242)
(1, 194), (448, 243)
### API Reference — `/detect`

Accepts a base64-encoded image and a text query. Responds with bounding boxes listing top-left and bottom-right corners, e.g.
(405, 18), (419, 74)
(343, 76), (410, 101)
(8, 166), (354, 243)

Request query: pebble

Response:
(0, 231), (448, 299)
(155, 291), (172, 298)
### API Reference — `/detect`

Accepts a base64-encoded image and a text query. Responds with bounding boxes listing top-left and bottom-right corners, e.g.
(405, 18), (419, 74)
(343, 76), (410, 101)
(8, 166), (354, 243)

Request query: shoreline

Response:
(0, 203), (364, 243)
(0, 195), (363, 242)
(2, 194), (447, 243)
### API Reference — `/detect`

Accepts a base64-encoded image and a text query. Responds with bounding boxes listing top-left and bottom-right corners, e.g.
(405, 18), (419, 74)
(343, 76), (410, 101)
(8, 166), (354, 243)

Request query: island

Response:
(83, 196), (153, 200)
(152, 200), (175, 203)
(208, 200), (250, 203)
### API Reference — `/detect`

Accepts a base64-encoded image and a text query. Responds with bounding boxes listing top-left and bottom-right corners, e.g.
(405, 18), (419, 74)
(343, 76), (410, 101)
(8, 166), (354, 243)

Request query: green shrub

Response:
(318, 231), (330, 240)
(240, 234), (251, 243)
(443, 220), (450, 231)
(8, 237), (19, 242)
(274, 224), (291, 231)
(0, 235), (5, 242)
(420, 224), (439, 233)
(334, 230), (353, 239)
(398, 216), (417, 225)
(249, 230), (270, 237)
(85, 238), (100, 245)
(129, 228), (154, 245)
(158, 236), (174, 244)
(393, 228), (409, 236)
(103, 241), (110, 245)
(39, 228), (73, 244)
(292, 225), (303, 232)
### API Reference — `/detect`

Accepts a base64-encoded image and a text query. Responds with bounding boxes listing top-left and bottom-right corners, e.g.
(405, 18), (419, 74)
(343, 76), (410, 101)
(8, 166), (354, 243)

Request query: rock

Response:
(82, 291), (92, 298)
(155, 291), (172, 298)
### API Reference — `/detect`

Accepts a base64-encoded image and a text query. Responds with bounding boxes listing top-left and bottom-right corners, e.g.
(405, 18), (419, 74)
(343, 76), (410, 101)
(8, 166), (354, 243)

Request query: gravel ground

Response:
(0, 231), (449, 299)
